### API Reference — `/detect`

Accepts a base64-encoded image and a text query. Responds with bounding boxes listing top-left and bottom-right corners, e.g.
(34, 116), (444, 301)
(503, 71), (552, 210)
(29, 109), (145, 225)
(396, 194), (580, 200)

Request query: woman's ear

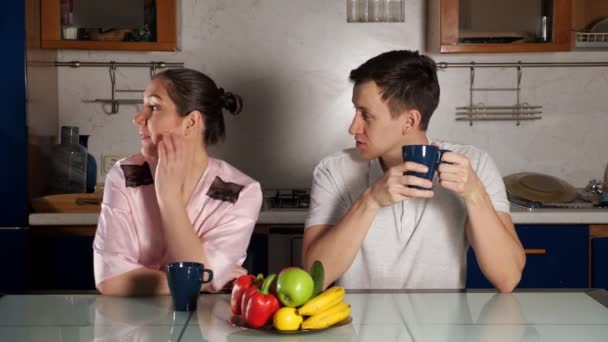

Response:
(184, 110), (203, 136)
(403, 109), (422, 134)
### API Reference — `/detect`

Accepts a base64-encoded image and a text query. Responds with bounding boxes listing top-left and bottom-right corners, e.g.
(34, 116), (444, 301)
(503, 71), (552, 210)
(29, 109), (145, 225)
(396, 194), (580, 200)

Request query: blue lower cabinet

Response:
(592, 237), (608, 288)
(29, 234), (96, 290)
(0, 229), (29, 293)
(467, 224), (589, 288)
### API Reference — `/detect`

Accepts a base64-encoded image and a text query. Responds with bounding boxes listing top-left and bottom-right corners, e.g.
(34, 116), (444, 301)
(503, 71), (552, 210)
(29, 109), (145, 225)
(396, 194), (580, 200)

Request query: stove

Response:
(263, 189), (310, 210)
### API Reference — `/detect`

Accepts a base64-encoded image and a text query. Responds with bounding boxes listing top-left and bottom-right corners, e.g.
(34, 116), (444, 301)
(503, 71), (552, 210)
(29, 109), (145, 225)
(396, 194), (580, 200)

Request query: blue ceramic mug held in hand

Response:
(402, 145), (450, 190)
(167, 262), (214, 312)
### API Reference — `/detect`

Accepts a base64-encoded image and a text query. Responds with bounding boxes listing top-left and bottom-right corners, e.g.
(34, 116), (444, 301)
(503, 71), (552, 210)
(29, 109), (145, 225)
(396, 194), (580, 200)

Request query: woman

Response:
(93, 68), (262, 296)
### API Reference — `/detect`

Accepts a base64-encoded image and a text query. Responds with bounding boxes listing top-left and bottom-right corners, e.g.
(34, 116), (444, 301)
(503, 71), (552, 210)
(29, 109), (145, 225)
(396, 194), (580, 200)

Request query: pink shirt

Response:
(93, 154), (262, 292)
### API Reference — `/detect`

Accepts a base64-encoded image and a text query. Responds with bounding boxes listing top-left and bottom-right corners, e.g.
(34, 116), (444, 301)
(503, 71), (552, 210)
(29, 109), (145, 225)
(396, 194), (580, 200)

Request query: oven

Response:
(268, 225), (304, 274)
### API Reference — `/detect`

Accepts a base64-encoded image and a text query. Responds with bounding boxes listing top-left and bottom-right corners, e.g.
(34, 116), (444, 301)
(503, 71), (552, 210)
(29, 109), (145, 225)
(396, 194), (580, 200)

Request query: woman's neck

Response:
(182, 144), (209, 205)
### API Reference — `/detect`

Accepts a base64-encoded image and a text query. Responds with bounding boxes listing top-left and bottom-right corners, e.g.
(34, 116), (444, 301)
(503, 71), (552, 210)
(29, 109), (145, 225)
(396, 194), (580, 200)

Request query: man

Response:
(302, 50), (524, 292)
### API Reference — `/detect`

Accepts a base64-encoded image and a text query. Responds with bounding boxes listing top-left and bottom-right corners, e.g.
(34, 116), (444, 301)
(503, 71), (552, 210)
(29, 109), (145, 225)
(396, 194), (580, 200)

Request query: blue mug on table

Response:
(402, 144), (449, 190)
(167, 262), (213, 312)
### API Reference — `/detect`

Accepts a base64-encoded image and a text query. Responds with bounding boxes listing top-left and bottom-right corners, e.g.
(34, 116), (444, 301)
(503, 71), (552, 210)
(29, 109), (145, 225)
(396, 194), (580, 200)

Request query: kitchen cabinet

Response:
(572, 0), (608, 50)
(591, 225), (608, 288)
(41, 0), (176, 51)
(0, 229), (29, 293)
(592, 237), (608, 288)
(29, 226), (96, 291)
(467, 224), (589, 288)
(434, 0), (572, 53)
(0, 0), (28, 294)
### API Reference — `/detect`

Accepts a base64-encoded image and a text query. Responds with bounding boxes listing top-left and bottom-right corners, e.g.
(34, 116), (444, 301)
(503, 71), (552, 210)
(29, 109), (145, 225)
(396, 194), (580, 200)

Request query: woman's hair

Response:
(153, 68), (243, 145)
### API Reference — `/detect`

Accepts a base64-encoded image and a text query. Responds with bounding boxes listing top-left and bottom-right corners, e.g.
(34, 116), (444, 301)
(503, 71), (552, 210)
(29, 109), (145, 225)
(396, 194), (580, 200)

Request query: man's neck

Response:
(380, 133), (429, 171)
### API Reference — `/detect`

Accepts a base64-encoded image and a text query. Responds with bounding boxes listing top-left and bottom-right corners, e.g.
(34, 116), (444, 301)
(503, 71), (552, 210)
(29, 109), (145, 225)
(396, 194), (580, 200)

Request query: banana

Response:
(298, 286), (345, 316)
(301, 301), (351, 330)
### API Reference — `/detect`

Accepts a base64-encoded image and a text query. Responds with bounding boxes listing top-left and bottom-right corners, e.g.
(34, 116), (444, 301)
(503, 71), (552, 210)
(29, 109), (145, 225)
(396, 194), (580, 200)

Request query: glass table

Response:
(1, 290), (608, 341)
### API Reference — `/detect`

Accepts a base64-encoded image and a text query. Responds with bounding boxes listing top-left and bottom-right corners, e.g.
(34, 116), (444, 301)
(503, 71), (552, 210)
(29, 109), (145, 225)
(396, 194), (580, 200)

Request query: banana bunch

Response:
(299, 286), (351, 330)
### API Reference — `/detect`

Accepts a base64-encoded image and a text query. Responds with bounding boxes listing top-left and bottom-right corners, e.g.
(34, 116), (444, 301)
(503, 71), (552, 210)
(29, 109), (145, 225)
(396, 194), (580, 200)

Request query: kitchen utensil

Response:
(504, 172), (577, 204)
(590, 17), (608, 33)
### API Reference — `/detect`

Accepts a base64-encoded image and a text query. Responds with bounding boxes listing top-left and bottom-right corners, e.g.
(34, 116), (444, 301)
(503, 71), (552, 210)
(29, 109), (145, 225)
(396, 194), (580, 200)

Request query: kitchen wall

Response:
(26, 0), (59, 198)
(54, 0), (608, 189)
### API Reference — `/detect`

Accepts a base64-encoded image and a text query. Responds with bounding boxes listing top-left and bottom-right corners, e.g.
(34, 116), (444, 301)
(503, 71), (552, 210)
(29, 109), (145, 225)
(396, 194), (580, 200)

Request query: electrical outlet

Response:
(102, 155), (123, 175)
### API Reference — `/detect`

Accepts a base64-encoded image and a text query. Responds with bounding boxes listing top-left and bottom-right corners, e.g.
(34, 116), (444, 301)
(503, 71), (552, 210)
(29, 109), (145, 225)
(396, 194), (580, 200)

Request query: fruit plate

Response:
(229, 315), (352, 334)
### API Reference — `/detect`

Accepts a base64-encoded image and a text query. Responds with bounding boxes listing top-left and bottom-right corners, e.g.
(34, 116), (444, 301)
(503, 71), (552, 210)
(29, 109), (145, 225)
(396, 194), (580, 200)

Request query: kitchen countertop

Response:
(28, 207), (608, 226)
(1, 290), (608, 341)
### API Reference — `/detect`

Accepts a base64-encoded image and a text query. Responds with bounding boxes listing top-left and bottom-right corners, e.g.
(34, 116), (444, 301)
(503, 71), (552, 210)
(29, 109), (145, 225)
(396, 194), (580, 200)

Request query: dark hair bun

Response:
(218, 88), (243, 115)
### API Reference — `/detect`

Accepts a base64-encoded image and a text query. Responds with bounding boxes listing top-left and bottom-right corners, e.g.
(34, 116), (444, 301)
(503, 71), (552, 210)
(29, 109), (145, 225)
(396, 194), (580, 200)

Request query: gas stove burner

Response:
(264, 189), (311, 210)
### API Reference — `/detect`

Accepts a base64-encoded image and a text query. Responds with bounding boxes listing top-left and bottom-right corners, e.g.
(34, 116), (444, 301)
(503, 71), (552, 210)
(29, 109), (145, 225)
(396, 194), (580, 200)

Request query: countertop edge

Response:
(29, 209), (608, 226)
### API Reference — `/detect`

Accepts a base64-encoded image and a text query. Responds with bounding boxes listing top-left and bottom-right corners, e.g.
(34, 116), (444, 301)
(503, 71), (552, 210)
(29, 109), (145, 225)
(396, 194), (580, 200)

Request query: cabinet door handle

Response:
(524, 248), (547, 255)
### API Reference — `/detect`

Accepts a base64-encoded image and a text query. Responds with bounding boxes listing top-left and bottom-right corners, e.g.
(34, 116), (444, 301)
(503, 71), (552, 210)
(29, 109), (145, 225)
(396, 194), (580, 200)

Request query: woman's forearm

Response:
(97, 267), (169, 296)
(158, 199), (209, 265)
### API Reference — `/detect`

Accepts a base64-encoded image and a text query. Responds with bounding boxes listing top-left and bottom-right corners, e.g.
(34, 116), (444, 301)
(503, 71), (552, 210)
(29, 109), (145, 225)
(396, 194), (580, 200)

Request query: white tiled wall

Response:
(55, 0), (608, 188)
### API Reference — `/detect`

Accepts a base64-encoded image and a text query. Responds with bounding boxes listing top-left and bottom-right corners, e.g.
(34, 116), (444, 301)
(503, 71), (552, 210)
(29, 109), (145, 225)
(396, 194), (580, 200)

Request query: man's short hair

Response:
(349, 50), (440, 130)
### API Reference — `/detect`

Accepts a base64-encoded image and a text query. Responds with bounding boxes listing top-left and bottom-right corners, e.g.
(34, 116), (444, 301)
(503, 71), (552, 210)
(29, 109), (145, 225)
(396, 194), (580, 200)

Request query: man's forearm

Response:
(466, 190), (525, 292)
(304, 190), (380, 288)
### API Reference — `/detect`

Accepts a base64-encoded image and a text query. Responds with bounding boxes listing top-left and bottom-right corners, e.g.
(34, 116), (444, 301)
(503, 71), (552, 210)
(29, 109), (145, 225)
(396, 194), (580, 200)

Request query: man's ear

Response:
(402, 109), (422, 134)
(184, 110), (203, 135)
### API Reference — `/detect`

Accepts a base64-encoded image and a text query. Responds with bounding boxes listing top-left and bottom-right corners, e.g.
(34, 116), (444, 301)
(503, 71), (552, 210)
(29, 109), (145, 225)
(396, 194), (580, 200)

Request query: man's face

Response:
(349, 81), (405, 160)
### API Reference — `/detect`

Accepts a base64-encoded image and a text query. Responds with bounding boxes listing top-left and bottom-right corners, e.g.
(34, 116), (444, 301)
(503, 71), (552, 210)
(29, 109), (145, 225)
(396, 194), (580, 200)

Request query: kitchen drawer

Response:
(592, 237), (608, 288)
(467, 224), (589, 288)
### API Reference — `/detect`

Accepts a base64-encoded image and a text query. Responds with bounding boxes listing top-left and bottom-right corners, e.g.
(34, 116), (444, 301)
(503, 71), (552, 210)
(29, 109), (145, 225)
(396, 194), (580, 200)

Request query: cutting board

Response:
(31, 193), (103, 213)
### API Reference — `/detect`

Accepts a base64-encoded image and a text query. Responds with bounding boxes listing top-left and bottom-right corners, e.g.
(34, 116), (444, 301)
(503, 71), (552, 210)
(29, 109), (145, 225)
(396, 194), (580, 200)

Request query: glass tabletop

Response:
(0, 294), (190, 342)
(2, 290), (608, 341)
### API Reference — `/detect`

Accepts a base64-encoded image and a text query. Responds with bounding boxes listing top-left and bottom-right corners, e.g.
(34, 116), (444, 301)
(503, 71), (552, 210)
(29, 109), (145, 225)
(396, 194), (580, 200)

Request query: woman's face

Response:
(133, 79), (184, 158)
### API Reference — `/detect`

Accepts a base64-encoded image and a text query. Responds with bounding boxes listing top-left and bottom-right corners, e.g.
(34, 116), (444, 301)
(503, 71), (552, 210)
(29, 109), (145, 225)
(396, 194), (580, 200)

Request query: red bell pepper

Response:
(230, 273), (263, 315)
(243, 274), (280, 328)
(241, 279), (262, 315)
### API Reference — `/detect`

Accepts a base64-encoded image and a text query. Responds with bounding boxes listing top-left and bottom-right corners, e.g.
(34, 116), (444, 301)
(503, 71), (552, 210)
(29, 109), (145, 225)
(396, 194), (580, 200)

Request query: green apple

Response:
(276, 267), (314, 307)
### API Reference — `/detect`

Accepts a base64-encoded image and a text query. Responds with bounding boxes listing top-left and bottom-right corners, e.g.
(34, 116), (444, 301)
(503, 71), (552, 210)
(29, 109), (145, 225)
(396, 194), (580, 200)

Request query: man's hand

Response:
(366, 162), (434, 209)
(433, 142), (484, 203)
(154, 132), (195, 205)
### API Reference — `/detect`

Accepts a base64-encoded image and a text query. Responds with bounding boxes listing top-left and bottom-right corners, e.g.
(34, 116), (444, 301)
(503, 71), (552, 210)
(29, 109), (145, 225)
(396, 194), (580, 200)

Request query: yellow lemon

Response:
(272, 307), (303, 331)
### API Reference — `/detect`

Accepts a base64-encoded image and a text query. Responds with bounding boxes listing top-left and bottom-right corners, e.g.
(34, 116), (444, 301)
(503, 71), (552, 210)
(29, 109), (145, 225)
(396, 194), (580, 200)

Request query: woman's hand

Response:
(365, 162), (434, 209)
(154, 132), (194, 205)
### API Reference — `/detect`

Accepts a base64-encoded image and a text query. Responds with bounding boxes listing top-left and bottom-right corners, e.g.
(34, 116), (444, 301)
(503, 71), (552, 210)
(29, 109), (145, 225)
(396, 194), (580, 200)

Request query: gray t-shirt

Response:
(305, 141), (510, 289)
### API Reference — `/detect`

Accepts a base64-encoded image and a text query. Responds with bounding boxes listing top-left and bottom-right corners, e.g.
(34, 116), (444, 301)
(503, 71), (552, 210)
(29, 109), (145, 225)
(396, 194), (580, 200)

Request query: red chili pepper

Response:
(230, 274), (263, 315)
(243, 274), (280, 328)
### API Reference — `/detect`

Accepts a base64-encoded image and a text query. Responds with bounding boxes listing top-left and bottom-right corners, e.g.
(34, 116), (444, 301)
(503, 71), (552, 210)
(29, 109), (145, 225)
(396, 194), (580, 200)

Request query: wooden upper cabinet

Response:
(437, 0), (572, 53)
(41, 0), (176, 51)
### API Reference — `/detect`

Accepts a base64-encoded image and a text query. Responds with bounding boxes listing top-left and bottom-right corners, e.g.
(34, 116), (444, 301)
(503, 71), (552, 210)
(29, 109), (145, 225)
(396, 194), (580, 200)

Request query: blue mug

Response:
(167, 262), (213, 312)
(402, 145), (449, 190)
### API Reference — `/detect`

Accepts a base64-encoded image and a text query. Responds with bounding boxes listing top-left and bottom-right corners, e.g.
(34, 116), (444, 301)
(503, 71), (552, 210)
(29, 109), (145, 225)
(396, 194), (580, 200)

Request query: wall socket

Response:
(102, 155), (123, 175)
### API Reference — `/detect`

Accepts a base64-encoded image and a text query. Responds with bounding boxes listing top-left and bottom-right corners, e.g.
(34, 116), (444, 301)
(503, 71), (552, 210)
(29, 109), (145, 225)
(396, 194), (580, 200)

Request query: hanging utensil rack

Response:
(55, 61), (184, 114)
(437, 61), (608, 126)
